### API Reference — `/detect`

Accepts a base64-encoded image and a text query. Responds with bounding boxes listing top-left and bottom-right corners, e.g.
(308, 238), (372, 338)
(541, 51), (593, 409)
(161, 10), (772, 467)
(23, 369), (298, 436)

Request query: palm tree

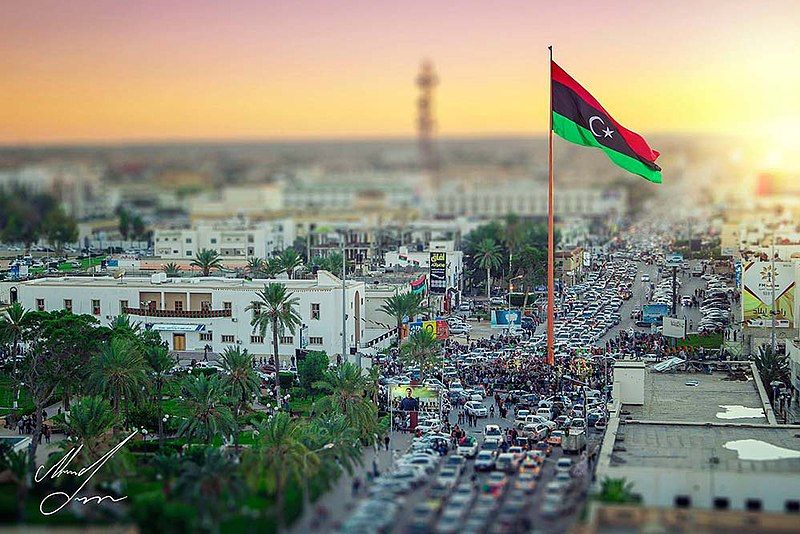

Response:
(246, 257), (266, 278)
(56, 395), (118, 457)
(313, 362), (379, 439)
(177, 374), (237, 444)
(191, 248), (223, 276)
(475, 238), (503, 301)
(265, 257), (284, 278)
(144, 346), (175, 446)
(162, 262), (181, 277)
(0, 303), (28, 410)
(598, 477), (639, 503)
(378, 292), (425, 346)
(400, 329), (442, 381)
(311, 252), (344, 276)
(247, 412), (315, 531)
(277, 248), (303, 279)
(754, 344), (790, 401)
(175, 447), (245, 531)
(218, 346), (260, 415)
(246, 284), (302, 409)
(301, 414), (362, 498)
(88, 336), (147, 420)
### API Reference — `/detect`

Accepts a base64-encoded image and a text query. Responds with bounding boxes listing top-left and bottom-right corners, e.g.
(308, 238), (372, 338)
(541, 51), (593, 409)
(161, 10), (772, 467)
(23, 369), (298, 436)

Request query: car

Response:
(483, 424), (502, 438)
(449, 482), (477, 505)
(474, 450), (496, 471)
(435, 467), (460, 489)
(556, 457), (573, 474)
(457, 436), (479, 458)
(547, 430), (565, 447)
(444, 454), (467, 473)
(494, 453), (520, 473)
(448, 323), (472, 335)
(465, 401), (488, 417)
(483, 471), (508, 495)
(519, 457), (541, 476)
(554, 470), (573, 489)
(534, 441), (553, 456)
(641, 273), (650, 282)
(540, 494), (563, 518)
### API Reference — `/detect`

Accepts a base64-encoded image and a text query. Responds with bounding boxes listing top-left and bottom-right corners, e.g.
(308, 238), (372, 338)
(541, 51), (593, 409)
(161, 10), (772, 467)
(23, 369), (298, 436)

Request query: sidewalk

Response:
(292, 431), (413, 532)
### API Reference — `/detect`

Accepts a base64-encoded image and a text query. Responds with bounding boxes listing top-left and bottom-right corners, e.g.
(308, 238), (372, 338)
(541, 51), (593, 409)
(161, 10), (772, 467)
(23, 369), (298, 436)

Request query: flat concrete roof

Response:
(623, 370), (767, 424)
(611, 422), (800, 474)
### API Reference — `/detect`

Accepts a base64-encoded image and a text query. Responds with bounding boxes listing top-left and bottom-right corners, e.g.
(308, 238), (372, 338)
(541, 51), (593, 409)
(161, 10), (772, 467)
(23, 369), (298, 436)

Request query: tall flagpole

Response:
(546, 45), (555, 366)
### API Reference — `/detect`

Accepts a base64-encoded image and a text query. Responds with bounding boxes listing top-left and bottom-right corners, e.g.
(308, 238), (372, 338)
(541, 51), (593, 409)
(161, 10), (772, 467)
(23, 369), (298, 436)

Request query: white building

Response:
(384, 241), (464, 291)
(154, 219), (295, 260)
(14, 272), (365, 365)
(432, 182), (627, 218)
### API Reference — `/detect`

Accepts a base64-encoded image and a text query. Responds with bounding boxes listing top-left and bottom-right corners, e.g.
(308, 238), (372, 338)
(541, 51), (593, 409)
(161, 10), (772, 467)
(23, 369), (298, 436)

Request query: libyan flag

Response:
(552, 61), (662, 183)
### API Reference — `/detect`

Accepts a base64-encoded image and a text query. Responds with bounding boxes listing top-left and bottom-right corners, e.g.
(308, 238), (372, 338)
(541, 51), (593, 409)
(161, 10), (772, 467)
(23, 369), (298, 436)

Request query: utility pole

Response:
(671, 265), (677, 317)
(341, 234), (349, 366)
(771, 232), (776, 354)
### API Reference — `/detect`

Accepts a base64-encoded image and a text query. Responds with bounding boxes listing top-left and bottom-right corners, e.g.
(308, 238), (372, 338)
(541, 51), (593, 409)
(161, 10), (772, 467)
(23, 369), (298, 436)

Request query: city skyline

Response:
(1, 0), (798, 146)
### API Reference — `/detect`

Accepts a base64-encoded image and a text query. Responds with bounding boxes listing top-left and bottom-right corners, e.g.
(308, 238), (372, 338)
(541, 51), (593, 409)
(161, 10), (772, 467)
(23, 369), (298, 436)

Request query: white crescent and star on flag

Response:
(588, 115), (615, 138)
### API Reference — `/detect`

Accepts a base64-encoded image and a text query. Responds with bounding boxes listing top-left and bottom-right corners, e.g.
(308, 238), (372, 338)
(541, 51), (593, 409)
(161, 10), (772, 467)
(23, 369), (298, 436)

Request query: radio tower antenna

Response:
(416, 60), (439, 184)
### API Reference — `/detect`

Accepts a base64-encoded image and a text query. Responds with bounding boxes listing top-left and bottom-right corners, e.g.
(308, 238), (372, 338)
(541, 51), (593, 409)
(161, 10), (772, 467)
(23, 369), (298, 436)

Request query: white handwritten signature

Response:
(34, 430), (137, 516)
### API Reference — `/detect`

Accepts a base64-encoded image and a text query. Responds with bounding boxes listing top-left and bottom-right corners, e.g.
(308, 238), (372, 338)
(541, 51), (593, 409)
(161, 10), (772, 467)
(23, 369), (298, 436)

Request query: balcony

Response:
(123, 307), (232, 319)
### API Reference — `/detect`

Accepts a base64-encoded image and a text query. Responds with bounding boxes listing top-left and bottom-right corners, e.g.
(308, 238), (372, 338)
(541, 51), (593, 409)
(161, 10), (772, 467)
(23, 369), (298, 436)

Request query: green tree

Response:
(400, 329), (442, 381)
(56, 395), (118, 457)
(378, 291), (425, 346)
(512, 244), (547, 310)
(191, 248), (223, 276)
(277, 248), (304, 279)
(0, 443), (29, 520)
(475, 238), (503, 301)
(131, 215), (146, 240)
(177, 374), (236, 444)
(218, 346), (260, 415)
(0, 303), (29, 410)
(246, 284), (302, 409)
(174, 447), (245, 531)
(246, 257), (266, 278)
(754, 344), (790, 401)
(89, 336), (147, 419)
(247, 412), (315, 531)
(598, 477), (640, 503)
(144, 346), (175, 447)
(297, 351), (329, 393)
(313, 362), (379, 440)
(311, 252), (345, 277)
(162, 262), (182, 276)
(41, 206), (78, 252)
(118, 208), (131, 240)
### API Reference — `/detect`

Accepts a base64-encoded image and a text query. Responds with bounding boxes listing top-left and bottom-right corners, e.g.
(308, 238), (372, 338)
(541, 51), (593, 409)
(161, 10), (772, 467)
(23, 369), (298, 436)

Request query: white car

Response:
(449, 324), (472, 335)
(456, 437), (479, 458)
(464, 401), (488, 417)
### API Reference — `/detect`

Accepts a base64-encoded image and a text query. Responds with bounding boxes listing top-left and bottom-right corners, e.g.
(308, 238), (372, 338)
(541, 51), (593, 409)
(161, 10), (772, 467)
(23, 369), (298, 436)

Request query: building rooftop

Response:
(624, 370), (767, 424)
(611, 422), (800, 474)
(19, 271), (362, 291)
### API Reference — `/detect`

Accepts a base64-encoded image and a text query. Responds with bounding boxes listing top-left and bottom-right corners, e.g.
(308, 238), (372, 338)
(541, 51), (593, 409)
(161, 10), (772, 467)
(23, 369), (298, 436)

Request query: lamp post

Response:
(302, 442), (334, 526)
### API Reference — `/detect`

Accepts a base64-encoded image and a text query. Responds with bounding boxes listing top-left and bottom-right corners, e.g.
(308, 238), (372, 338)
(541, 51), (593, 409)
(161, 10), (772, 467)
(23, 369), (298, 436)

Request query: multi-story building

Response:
(384, 241), (464, 291)
(432, 182), (627, 219)
(153, 219), (295, 260)
(13, 271), (365, 365)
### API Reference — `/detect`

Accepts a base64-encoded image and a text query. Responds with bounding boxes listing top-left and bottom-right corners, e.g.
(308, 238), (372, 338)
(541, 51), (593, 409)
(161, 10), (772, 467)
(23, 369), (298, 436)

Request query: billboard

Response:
(742, 261), (795, 328)
(662, 316), (686, 338)
(390, 384), (441, 414)
(429, 251), (447, 294)
(491, 309), (522, 329)
(408, 320), (450, 340)
(665, 253), (684, 268)
(410, 274), (427, 295)
(642, 304), (670, 325)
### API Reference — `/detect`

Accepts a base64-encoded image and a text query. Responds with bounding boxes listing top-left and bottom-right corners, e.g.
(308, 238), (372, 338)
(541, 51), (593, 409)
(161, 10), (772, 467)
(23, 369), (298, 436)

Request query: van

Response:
(536, 407), (553, 420)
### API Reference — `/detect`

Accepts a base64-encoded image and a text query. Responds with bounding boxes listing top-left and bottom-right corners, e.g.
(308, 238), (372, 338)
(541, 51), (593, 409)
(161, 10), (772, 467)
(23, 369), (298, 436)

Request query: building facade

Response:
(154, 219), (295, 260)
(15, 272), (364, 365)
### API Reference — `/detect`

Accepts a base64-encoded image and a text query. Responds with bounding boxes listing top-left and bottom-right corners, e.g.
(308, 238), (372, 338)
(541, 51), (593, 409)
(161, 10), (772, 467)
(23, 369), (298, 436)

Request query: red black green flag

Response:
(551, 61), (662, 183)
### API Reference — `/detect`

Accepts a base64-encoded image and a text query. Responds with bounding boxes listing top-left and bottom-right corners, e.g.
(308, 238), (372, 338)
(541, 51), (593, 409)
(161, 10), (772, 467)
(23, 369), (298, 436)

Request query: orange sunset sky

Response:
(1, 0), (798, 145)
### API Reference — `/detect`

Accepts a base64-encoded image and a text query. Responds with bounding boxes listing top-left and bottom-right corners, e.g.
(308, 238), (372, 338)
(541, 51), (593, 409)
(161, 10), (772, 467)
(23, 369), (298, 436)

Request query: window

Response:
(200, 332), (213, 342)
(674, 496), (691, 509)
(221, 335), (235, 343)
(174, 301), (183, 311)
(713, 497), (729, 510)
(63, 299), (72, 312)
(223, 302), (232, 311)
(120, 300), (128, 313)
(36, 298), (45, 311)
(185, 238), (192, 243)
(251, 303), (261, 316)
(92, 299), (101, 315)
(309, 336), (323, 345)
(746, 499), (762, 512)
(311, 303), (320, 320)
(247, 234), (254, 243)
(250, 335), (264, 344)
(210, 238), (217, 244)
(201, 301), (211, 311)
(280, 336), (294, 345)
(786, 500), (800, 513)
(186, 251), (193, 257)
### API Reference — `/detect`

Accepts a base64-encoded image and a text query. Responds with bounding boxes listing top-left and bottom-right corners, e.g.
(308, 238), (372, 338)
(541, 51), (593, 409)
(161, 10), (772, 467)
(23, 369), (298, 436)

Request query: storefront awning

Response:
(149, 323), (206, 332)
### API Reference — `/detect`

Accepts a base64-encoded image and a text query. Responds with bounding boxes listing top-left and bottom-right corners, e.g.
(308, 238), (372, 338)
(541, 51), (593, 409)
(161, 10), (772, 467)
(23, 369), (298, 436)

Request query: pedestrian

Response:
(44, 424), (51, 444)
(383, 434), (390, 451)
(351, 476), (361, 497)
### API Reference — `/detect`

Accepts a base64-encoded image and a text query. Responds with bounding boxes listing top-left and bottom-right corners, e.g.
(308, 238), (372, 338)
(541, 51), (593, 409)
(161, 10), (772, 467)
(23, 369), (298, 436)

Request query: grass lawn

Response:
(682, 333), (723, 349)
(0, 374), (34, 416)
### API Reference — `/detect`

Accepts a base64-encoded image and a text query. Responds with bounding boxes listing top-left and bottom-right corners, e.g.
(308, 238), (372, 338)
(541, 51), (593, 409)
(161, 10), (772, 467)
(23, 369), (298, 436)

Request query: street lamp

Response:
(302, 442), (335, 526)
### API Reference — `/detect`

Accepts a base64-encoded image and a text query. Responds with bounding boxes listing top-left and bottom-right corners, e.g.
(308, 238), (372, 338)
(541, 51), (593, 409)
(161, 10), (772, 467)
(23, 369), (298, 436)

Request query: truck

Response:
(562, 429), (586, 455)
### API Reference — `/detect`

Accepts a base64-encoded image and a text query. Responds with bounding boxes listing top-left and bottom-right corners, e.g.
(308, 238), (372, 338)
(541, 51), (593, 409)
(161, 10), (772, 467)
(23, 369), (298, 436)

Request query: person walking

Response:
(351, 476), (361, 497)
(383, 434), (390, 451)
